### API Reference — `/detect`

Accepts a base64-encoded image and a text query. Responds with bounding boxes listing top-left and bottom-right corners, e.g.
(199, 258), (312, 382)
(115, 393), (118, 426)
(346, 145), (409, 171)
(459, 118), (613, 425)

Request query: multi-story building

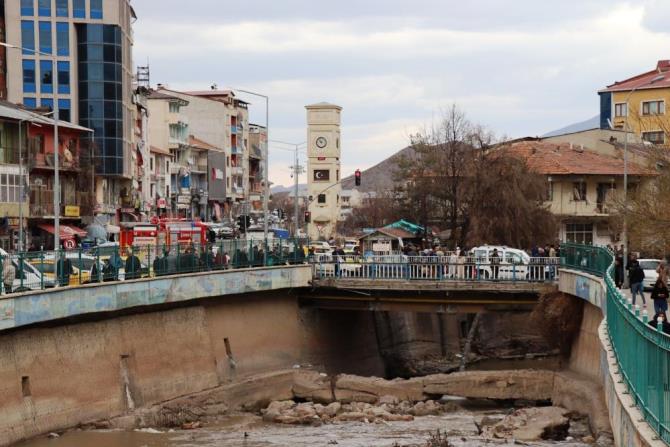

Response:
(147, 88), (191, 218)
(2, 0), (136, 225)
(599, 60), (670, 146)
(130, 86), (151, 218)
(248, 124), (266, 210)
(306, 102), (342, 241)
(148, 144), (169, 216)
(501, 140), (656, 246)
(158, 86), (256, 218)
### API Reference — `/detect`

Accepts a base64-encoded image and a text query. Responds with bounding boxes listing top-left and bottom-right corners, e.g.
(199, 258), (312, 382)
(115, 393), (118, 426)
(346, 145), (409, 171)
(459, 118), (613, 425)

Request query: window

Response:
(57, 61), (70, 94)
(90, 0), (103, 19)
(38, 0), (51, 16)
(169, 102), (180, 113)
(40, 59), (53, 93)
(642, 100), (665, 116)
(41, 98), (53, 110)
(21, 21), (35, 55)
(318, 194), (326, 204)
(614, 103), (627, 117)
(39, 21), (52, 54)
(642, 131), (665, 145)
(22, 60), (36, 93)
(56, 0), (69, 16)
(546, 181), (554, 201)
(21, 0), (34, 16)
(73, 0), (86, 18)
(0, 174), (22, 203)
(59, 99), (71, 122)
(24, 98), (37, 108)
(565, 223), (593, 245)
(572, 182), (586, 201)
(56, 22), (69, 56)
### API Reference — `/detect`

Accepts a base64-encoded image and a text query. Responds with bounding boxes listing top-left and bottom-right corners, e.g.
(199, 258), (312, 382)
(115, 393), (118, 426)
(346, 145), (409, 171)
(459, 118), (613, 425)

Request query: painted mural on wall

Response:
(0, 266), (312, 331)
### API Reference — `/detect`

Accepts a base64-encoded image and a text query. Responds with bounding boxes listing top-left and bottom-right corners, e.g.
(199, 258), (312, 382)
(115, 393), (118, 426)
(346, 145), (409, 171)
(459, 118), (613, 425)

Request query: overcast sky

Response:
(132, 0), (670, 187)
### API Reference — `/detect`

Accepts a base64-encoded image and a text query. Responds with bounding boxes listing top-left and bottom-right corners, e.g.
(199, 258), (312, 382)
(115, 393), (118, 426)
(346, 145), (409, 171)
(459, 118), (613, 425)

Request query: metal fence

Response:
(564, 243), (670, 443)
(312, 255), (560, 282)
(0, 238), (309, 294)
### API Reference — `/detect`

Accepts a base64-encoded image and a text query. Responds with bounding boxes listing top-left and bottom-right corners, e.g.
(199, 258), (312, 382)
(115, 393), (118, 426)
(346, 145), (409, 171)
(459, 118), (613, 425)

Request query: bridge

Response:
(0, 242), (667, 447)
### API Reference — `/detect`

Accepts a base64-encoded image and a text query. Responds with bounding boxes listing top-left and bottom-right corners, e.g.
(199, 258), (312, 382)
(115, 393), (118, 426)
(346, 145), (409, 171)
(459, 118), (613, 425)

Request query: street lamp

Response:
(1, 42), (61, 250)
(270, 140), (306, 236)
(234, 89), (269, 245)
(619, 73), (665, 287)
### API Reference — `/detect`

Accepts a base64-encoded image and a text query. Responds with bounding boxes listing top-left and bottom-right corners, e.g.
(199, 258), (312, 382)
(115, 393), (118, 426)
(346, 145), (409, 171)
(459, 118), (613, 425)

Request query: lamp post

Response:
(270, 140), (306, 236)
(619, 73), (665, 287)
(234, 89), (269, 245)
(1, 42), (60, 250)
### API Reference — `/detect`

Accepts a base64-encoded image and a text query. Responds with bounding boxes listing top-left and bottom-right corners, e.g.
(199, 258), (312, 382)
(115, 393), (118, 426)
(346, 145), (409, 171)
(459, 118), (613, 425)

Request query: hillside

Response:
(341, 145), (416, 192)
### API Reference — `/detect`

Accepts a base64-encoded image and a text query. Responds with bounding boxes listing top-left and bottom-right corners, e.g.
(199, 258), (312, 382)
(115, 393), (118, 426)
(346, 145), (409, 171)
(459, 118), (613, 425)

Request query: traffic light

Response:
(354, 169), (361, 187)
(304, 211), (311, 223)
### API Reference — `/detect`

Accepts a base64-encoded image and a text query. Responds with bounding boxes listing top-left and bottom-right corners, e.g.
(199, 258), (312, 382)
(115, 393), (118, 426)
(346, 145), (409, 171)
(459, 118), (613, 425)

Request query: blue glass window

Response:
(39, 21), (52, 54)
(58, 99), (71, 122)
(57, 61), (70, 94)
(90, 0), (103, 19)
(21, 21), (35, 55)
(41, 98), (54, 110)
(22, 60), (36, 93)
(56, 22), (69, 56)
(40, 60), (53, 93)
(73, 0), (86, 18)
(21, 0), (34, 16)
(38, 0), (51, 16)
(24, 98), (37, 108)
(56, 0), (68, 16)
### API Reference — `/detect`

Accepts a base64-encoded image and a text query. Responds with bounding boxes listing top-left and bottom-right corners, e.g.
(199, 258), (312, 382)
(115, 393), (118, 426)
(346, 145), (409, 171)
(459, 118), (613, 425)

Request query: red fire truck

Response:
(119, 218), (208, 251)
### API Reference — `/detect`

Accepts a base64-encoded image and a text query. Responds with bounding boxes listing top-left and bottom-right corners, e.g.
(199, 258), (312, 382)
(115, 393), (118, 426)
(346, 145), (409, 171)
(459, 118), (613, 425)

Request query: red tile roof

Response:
(188, 135), (222, 152)
(599, 60), (670, 93)
(500, 141), (657, 176)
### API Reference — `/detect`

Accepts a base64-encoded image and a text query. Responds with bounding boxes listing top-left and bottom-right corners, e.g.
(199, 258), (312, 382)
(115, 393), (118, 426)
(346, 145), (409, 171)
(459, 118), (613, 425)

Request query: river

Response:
(16, 408), (596, 447)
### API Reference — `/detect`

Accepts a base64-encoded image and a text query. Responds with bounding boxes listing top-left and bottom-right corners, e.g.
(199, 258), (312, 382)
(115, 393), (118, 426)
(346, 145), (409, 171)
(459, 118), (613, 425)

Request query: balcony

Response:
(232, 166), (244, 175)
(30, 151), (80, 171)
(29, 190), (92, 218)
(231, 145), (240, 154)
(231, 125), (237, 134)
(0, 147), (20, 165)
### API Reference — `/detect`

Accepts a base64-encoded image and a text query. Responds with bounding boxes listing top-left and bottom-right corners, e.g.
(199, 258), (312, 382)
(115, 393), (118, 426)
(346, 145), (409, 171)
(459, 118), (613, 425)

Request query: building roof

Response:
(500, 141), (657, 176)
(150, 145), (170, 155)
(0, 100), (92, 132)
(147, 89), (189, 105)
(599, 60), (670, 93)
(305, 102), (342, 110)
(188, 135), (222, 152)
(183, 89), (250, 105)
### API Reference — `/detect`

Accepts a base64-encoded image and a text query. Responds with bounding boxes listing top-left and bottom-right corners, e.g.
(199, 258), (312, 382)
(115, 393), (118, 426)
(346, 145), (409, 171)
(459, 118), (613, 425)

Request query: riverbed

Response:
(16, 408), (598, 447)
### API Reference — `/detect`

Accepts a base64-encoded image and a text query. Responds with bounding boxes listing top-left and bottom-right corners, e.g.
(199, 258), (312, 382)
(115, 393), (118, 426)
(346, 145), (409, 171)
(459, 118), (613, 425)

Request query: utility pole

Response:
(290, 150), (305, 236)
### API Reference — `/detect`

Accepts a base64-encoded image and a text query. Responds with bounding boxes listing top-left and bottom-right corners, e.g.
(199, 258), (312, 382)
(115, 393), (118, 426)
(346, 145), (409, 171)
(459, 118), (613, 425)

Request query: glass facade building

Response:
(77, 24), (124, 175)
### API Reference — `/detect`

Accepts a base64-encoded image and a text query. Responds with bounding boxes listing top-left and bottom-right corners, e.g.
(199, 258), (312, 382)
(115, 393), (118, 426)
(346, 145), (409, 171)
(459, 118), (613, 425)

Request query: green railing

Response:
(562, 243), (670, 444)
(560, 242), (611, 277)
(0, 238), (309, 294)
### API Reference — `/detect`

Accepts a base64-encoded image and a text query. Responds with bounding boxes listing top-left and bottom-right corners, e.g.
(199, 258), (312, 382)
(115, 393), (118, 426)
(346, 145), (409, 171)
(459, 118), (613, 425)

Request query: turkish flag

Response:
(313, 169), (330, 181)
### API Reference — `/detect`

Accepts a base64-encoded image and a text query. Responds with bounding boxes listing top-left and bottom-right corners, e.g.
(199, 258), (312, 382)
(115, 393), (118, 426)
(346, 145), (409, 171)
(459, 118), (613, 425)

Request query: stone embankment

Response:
(99, 368), (610, 444)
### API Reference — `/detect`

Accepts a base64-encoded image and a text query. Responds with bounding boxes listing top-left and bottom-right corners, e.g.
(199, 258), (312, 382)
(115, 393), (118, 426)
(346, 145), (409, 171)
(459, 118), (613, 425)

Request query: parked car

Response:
(638, 259), (661, 290)
(0, 248), (55, 292)
(469, 245), (538, 280)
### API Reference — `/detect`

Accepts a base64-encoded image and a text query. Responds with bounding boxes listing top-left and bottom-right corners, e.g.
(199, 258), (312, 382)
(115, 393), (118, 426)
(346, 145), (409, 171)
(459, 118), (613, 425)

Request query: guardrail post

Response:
(40, 248), (44, 289)
(78, 247), (82, 284)
(18, 251), (24, 290)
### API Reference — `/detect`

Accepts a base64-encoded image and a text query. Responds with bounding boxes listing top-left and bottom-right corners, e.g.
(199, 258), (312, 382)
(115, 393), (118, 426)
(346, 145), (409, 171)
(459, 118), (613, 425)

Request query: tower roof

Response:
(305, 102), (342, 110)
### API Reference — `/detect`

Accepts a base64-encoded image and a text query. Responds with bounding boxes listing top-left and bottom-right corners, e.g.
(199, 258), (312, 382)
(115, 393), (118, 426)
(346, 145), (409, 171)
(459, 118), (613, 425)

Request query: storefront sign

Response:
(64, 206), (80, 217)
(177, 195), (191, 205)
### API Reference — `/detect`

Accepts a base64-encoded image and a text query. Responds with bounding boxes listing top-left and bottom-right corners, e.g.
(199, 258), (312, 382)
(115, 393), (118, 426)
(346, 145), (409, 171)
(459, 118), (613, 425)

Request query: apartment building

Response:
(501, 140), (656, 245)
(3, 0), (136, 224)
(599, 60), (670, 146)
(248, 124), (266, 210)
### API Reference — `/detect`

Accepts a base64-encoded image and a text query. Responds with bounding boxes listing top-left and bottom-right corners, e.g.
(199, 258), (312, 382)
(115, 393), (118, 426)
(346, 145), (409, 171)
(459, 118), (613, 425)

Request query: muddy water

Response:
(16, 412), (592, 447)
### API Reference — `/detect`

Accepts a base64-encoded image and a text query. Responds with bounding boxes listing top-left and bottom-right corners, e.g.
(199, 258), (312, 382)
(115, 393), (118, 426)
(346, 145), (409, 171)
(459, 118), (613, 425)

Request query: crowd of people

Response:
(611, 244), (670, 334)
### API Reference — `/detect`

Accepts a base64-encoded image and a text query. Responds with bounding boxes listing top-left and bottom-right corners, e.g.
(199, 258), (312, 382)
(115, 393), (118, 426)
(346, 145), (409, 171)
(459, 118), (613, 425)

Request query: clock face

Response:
(315, 137), (328, 149)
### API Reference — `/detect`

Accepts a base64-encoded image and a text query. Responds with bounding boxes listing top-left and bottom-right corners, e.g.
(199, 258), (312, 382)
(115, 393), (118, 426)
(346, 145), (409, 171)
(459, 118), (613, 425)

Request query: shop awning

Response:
(38, 223), (87, 240)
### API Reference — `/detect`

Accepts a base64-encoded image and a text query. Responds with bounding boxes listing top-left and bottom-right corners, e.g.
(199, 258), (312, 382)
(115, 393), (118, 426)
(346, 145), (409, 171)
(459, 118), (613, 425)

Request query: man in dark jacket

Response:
(56, 252), (73, 286)
(490, 248), (501, 280)
(124, 248), (142, 280)
(628, 258), (646, 306)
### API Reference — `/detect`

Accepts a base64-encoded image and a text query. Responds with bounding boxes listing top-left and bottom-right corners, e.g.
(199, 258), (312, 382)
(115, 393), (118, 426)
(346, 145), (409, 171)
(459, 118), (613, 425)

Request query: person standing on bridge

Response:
(651, 277), (669, 315)
(490, 248), (501, 280)
(3, 256), (15, 294)
(124, 248), (142, 280)
(628, 257), (646, 307)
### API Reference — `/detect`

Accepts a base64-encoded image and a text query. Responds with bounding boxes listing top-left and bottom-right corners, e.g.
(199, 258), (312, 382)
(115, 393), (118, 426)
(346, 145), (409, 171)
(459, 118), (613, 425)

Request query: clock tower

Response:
(306, 102), (342, 241)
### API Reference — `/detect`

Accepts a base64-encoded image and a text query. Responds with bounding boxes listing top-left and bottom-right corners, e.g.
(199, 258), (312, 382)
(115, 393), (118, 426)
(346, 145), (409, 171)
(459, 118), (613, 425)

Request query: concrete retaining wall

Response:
(559, 269), (665, 447)
(0, 265), (311, 331)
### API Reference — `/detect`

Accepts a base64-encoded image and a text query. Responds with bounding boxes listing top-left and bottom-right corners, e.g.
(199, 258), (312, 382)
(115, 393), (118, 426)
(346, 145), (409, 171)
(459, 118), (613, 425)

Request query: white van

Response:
(469, 245), (534, 280)
(1, 248), (55, 293)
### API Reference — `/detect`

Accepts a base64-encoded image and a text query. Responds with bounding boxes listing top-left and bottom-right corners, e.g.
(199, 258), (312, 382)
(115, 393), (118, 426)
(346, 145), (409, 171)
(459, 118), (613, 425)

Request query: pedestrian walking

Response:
(614, 257), (623, 289)
(651, 278), (669, 315)
(657, 260), (669, 288)
(628, 258), (646, 307)
(124, 248), (142, 280)
(490, 248), (501, 280)
(3, 256), (15, 294)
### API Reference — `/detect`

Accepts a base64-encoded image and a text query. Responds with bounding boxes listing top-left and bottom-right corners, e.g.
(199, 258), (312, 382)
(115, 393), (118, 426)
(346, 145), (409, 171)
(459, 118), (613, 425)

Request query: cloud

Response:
(642, 0), (670, 33)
